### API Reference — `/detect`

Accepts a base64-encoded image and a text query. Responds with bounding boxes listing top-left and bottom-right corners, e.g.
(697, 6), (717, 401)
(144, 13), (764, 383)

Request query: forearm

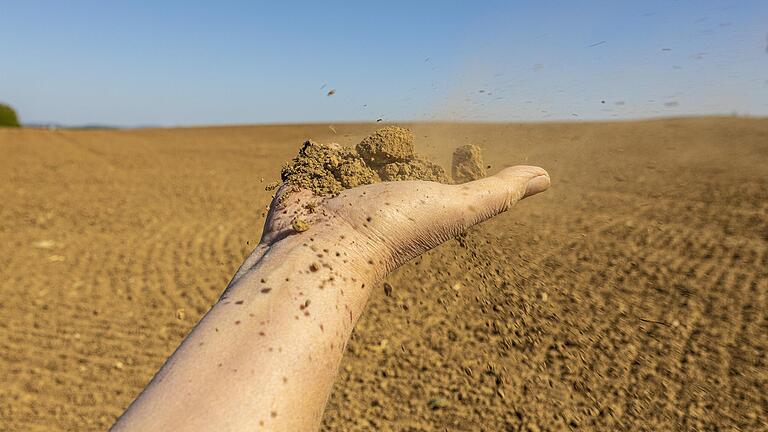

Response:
(112, 236), (376, 431)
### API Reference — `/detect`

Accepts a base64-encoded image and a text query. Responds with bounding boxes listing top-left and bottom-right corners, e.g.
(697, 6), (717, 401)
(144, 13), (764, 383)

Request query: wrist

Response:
(224, 231), (380, 319)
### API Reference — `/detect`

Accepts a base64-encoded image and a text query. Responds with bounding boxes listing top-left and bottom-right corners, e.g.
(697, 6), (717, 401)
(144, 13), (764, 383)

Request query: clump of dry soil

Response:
(356, 126), (416, 166)
(278, 140), (379, 196)
(280, 126), (469, 196)
(452, 144), (487, 183)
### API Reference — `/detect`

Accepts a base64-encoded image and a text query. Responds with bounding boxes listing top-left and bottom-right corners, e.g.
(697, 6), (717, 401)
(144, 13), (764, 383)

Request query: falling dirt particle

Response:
(327, 89), (335, 96)
(235, 320), (241, 325)
(259, 331), (265, 336)
(383, 282), (393, 296)
(304, 299), (311, 308)
(260, 288), (272, 294)
(292, 217), (310, 233)
(309, 262), (320, 272)
(234, 300), (244, 305)
(452, 144), (487, 183)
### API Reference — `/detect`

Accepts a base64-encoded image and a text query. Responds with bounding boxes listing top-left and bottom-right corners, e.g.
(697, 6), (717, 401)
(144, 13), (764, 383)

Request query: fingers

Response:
(369, 165), (549, 270)
(520, 167), (551, 199)
(447, 165), (550, 225)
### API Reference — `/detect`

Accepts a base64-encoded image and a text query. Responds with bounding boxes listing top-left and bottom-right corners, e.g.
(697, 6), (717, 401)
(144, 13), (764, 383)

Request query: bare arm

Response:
(111, 166), (550, 431)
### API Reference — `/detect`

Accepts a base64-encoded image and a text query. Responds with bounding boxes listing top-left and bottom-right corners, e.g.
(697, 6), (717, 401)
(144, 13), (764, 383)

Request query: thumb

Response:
(444, 165), (550, 230)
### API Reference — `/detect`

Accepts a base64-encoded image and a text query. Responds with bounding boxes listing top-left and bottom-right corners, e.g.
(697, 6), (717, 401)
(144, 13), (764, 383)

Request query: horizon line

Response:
(17, 114), (768, 131)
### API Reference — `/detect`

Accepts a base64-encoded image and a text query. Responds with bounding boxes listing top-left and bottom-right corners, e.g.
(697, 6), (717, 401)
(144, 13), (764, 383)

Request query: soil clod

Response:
(451, 144), (487, 183)
(356, 126), (415, 166)
(279, 126), (479, 198)
(292, 217), (310, 232)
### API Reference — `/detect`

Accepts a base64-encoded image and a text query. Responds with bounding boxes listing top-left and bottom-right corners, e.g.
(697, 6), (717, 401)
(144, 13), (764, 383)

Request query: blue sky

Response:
(1, 0), (766, 126)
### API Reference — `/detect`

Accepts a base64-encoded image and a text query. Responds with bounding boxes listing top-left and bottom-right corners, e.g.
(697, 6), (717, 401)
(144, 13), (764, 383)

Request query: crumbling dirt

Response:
(378, 159), (447, 182)
(280, 126), (450, 197)
(357, 126), (416, 166)
(451, 144), (487, 183)
(279, 140), (379, 196)
(1, 118), (766, 431)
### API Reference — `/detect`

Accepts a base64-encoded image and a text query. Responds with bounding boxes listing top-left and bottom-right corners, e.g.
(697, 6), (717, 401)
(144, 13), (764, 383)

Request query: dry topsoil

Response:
(1, 119), (766, 432)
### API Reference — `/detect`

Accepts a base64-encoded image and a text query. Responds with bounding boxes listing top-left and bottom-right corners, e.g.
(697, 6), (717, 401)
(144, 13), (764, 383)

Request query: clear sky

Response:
(1, 0), (766, 126)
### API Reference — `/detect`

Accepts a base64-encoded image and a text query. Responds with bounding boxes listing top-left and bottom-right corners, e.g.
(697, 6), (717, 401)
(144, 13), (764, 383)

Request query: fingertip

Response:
(494, 165), (549, 180)
(523, 174), (551, 198)
(491, 165), (550, 199)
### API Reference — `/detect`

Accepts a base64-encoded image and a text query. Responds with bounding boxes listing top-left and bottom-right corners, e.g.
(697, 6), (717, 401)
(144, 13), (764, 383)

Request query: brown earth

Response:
(1, 118), (767, 431)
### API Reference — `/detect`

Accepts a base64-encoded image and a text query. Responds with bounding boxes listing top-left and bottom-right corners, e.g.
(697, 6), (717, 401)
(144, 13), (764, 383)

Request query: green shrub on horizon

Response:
(0, 103), (20, 127)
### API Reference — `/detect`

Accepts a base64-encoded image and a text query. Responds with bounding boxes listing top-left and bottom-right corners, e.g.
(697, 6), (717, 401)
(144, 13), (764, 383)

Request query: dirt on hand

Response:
(280, 126), (464, 197)
(278, 140), (379, 196)
(278, 126), (451, 234)
(378, 159), (447, 182)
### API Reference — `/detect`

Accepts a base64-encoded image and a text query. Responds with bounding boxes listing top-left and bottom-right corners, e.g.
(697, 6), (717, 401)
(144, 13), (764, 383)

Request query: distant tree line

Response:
(0, 103), (20, 127)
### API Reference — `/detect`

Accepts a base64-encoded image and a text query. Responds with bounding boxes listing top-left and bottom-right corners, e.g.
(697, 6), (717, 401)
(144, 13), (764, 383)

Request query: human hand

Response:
(231, 165), (550, 287)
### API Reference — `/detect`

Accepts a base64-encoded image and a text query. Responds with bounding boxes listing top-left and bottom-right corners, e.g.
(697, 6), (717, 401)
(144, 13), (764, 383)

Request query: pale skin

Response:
(110, 165), (550, 431)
